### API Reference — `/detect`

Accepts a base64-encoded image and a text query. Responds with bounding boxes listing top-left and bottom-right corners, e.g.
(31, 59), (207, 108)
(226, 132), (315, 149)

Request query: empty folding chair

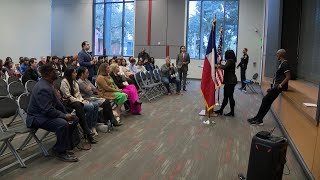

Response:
(0, 131), (26, 171)
(134, 72), (153, 102)
(145, 71), (163, 97)
(0, 86), (9, 97)
(243, 73), (258, 93)
(25, 80), (37, 93)
(0, 97), (27, 171)
(7, 76), (21, 84)
(0, 78), (7, 88)
(8, 81), (25, 100)
(140, 71), (159, 101)
(7, 82), (26, 126)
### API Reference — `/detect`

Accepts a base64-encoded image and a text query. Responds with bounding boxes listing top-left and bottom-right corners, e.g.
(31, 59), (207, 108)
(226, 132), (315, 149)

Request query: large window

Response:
(93, 0), (134, 56)
(187, 0), (239, 59)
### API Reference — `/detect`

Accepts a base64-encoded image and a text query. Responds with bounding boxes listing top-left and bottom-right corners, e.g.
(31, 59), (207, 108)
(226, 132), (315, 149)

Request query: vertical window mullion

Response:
(199, 0), (203, 60)
(122, 2), (125, 56)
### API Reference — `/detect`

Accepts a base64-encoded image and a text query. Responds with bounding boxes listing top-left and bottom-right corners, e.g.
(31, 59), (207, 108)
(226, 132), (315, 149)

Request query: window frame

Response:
(93, 0), (135, 56)
(186, 0), (240, 60)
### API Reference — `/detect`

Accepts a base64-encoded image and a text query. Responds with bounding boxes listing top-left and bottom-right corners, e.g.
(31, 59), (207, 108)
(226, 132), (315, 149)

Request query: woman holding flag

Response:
(213, 50), (237, 117)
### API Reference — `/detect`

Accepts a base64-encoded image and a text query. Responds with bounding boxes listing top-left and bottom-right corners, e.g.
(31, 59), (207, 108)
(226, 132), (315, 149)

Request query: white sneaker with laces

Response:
(203, 120), (210, 125)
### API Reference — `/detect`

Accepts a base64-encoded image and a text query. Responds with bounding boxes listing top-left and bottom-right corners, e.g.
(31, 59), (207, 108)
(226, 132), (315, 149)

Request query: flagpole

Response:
(216, 87), (221, 106)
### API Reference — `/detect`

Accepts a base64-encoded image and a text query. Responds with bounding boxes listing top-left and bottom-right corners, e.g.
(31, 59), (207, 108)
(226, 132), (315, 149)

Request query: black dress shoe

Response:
(112, 121), (122, 126)
(213, 109), (223, 115)
(134, 100), (143, 105)
(57, 152), (78, 162)
(224, 112), (234, 117)
(132, 112), (141, 115)
(86, 134), (98, 144)
(247, 117), (257, 123)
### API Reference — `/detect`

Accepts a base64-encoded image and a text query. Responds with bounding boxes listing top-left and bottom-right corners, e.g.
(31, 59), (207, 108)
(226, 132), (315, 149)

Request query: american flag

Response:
(215, 26), (224, 88)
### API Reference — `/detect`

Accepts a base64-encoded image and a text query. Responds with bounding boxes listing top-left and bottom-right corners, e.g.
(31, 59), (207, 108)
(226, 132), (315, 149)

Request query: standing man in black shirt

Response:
(248, 49), (290, 126)
(237, 48), (249, 91)
(138, 48), (150, 63)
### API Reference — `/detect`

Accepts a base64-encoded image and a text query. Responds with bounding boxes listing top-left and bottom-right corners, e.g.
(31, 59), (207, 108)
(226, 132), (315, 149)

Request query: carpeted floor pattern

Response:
(0, 80), (306, 179)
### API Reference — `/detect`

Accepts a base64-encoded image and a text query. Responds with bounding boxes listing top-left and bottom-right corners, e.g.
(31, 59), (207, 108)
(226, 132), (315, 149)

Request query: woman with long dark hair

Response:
(213, 50), (237, 117)
(77, 66), (122, 127)
(60, 67), (98, 143)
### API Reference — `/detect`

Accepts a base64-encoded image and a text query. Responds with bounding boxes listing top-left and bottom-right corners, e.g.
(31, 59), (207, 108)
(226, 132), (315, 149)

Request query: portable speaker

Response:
(246, 132), (288, 180)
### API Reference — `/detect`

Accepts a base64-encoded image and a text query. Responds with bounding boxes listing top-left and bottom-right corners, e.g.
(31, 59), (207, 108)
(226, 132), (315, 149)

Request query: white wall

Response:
(236, 0), (264, 83)
(51, 0), (93, 57)
(0, 0), (51, 62)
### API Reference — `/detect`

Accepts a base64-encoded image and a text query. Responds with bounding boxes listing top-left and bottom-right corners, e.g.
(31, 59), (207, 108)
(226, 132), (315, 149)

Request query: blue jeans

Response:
(161, 76), (181, 93)
(84, 102), (99, 129)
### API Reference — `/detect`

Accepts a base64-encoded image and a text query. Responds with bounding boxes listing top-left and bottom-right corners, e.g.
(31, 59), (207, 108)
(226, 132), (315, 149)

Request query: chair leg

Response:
(31, 133), (49, 157)
(17, 133), (33, 151)
(40, 131), (51, 142)
(0, 143), (7, 155)
(6, 141), (26, 168)
(7, 110), (19, 127)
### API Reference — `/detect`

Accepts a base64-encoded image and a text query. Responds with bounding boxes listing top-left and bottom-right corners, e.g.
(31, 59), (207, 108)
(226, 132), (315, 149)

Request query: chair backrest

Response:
(0, 86), (9, 97)
(0, 96), (18, 119)
(53, 77), (63, 90)
(252, 73), (258, 80)
(145, 71), (154, 83)
(149, 70), (159, 82)
(17, 93), (31, 123)
(0, 79), (7, 88)
(134, 72), (143, 89)
(25, 80), (37, 92)
(7, 76), (20, 84)
(140, 71), (149, 85)
(17, 93), (31, 113)
(153, 69), (161, 81)
(8, 81), (25, 98)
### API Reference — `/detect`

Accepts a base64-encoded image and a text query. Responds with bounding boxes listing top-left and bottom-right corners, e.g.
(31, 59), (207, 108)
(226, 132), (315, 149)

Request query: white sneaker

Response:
(203, 120), (210, 125)
(91, 127), (98, 136)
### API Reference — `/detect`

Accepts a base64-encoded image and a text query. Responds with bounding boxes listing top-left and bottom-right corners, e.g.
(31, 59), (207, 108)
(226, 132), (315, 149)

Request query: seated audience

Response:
(60, 67), (98, 143)
(95, 56), (104, 75)
(52, 56), (62, 77)
(77, 67), (122, 127)
(109, 64), (142, 115)
(128, 58), (138, 73)
(160, 56), (181, 95)
(19, 57), (29, 75)
(26, 64), (79, 162)
(0, 59), (6, 78)
(119, 59), (134, 78)
(96, 63), (127, 118)
(3, 61), (19, 77)
(46, 56), (53, 64)
(61, 56), (70, 73)
(136, 59), (147, 73)
(144, 57), (155, 72)
(22, 58), (39, 85)
(38, 56), (47, 67)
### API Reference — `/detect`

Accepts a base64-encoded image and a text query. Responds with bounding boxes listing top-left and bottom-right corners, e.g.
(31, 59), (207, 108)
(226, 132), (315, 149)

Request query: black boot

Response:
(213, 109), (223, 115)
(224, 112), (234, 117)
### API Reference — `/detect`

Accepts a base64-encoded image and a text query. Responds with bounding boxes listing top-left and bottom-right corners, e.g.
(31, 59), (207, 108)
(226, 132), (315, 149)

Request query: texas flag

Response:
(200, 18), (217, 111)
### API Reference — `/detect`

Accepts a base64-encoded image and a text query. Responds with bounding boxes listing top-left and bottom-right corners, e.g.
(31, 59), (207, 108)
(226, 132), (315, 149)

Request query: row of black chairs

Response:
(134, 69), (167, 102)
(0, 93), (49, 172)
